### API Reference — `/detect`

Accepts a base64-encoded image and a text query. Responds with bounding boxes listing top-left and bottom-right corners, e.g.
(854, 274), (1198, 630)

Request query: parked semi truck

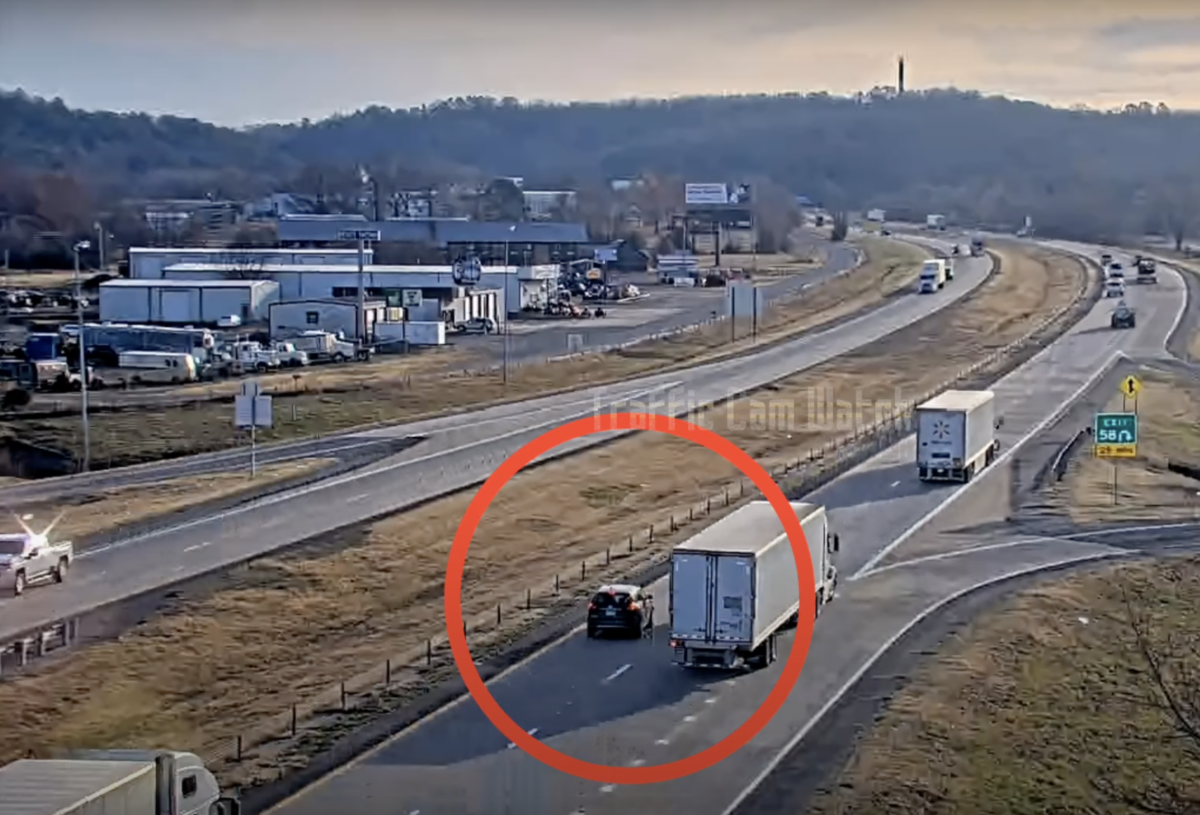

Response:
(668, 501), (839, 670)
(0, 749), (239, 815)
(915, 389), (1002, 482)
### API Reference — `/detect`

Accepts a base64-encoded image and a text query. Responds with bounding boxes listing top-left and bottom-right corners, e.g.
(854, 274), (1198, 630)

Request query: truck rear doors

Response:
(670, 553), (756, 644)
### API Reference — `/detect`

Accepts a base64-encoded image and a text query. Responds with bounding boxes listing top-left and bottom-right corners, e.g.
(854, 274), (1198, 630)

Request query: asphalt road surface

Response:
(0, 239), (989, 641)
(461, 243), (861, 365)
(260, 244), (1188, 815)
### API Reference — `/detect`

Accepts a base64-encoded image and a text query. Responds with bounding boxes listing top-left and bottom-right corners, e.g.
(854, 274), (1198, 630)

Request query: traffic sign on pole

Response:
(1094, 412), (1137, 457)
(338, 229), (382, 242)
(1119, 375), (1142, 397)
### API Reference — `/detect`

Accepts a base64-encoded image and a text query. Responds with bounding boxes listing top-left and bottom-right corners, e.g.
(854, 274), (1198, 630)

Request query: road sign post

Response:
(235, 381), (274, 477)
(1094, 410), (1138, 506)
(1120, 374), (1142, 413)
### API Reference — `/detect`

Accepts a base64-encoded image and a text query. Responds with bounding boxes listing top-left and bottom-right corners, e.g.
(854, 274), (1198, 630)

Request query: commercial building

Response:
(99, 279), (280, 325)
(276, 216), (590, 265)
(160, 262), (556, 318)
(268, 299), (395, 343)
(128, 247), (371, 280)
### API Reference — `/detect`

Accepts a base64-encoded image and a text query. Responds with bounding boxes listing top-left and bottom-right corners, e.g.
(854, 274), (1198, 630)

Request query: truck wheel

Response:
(334, 353), (348, 364)
(54, 558), (68, 583)
(13, 571), (25, 596)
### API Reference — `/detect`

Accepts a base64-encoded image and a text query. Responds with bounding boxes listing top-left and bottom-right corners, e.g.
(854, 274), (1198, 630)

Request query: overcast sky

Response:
(2, 0), (1199, 126)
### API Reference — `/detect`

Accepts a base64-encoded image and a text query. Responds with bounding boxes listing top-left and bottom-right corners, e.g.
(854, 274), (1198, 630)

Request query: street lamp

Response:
(72, 239), (92, 472)
(502, 224), (516, 385)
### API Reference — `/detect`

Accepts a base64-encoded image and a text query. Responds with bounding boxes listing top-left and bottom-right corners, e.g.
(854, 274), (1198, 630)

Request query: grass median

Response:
(1042, 368), (1200, 524)
(809, 556), (1200, 815)
(0, 241), (1091, 784)
(5, 458), (333, 542)
(1, 238), (925, 470)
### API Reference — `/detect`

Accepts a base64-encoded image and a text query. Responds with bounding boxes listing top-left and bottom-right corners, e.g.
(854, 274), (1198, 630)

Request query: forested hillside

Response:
(3, 86), (1200, 244)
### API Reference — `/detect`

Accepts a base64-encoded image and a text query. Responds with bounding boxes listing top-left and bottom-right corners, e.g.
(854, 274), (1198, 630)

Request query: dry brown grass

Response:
(1, 270), (77, 288)
(3, 238), (927, 469)
(809, 557), (1200, 815)
(0, 240), (1089, 779)
(7, 459), (334, 542)
(1043, 370), (1200, 524)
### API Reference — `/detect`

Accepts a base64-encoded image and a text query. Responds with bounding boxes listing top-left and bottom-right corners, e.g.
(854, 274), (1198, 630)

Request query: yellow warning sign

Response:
(1120, 375), (1142, 397)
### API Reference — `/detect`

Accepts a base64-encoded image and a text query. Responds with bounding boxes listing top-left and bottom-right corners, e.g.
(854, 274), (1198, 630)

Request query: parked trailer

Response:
(915, 389), (1002, 483)
(669, 501), (839, 670)
(0, 749), (239, 815)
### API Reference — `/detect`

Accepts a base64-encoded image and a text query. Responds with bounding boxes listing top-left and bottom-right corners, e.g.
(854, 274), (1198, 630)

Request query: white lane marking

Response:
(506, 727), (538, 749)
(603, 663), (632, 683)
(718, 548), (1130, 815)
(77, 382), (682, 561)
(182, 541), (210, 553)
(704, 698), (717, 704)
(851, 349), (1127, 580)
(889, 480), (900, 488)
(629, 759), (646, 767)
(600, 785), (616, 793)
(346, 493), (371, 504)
(683, 715), (696, 723)
(858, 537), (1065, 579)
(1074, 520), (1200, 538)
(407, 810), (420, 815)
(655, 738), (670, 745)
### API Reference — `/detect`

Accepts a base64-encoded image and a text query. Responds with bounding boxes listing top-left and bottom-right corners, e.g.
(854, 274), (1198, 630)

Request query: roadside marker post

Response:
(235, 380), (273, 477)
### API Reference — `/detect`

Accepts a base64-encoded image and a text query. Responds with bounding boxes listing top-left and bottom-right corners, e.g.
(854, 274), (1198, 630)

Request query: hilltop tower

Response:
(898, 56), (906, 94)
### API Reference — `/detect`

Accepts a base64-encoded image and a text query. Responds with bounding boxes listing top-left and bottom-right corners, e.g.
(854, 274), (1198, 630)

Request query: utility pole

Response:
(73, 240), (92, 472)
(357, 237), (367, 346)
(502, 225), (515, 384)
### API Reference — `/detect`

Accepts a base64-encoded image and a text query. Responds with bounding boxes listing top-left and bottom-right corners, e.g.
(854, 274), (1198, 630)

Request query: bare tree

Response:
(217, 251), (270, 280)
(1091, 576), (1200, 814)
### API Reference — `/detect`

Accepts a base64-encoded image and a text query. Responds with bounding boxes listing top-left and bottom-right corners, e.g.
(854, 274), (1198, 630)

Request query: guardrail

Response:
(0, 618), (78, 677)
(185, 243), (1096, 788)
(1052, 429), (1088, 481)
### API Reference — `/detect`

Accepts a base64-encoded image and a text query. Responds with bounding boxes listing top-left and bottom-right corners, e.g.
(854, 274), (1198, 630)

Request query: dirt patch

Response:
(1, 238), (925, 469)
(1044, 369), (1200, 524)
(0, 241), (1091, 782)
(809, 556), (1200, 815)
(1, 270), (78, 288)
(4, 458), (334, 542)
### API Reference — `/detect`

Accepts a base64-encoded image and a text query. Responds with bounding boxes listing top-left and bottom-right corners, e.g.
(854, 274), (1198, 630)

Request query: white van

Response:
(112, 351), (198, 386)
(918, 260), (947, 294)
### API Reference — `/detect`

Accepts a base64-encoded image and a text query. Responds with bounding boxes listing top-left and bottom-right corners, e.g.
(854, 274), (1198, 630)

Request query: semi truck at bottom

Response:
(668, 501), (839, 670)
(915, 389), (1003, 483)
(0, 749), (239, 815)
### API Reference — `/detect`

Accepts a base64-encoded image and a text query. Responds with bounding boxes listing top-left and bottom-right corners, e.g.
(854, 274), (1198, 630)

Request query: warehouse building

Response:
(159, 262), (553, 318)
(276, 216), (590, 265)
(128, 247), (371, 280)
(99, 279), (280, 325)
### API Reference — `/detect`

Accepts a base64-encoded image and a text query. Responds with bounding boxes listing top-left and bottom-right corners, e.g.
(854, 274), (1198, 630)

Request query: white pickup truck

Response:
(0, 532), (73, 596)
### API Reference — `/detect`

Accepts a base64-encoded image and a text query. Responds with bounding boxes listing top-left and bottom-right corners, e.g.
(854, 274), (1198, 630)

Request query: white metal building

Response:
(128, 247), (372, 280)
(159, 262), (556, 318)
(268, 299), (394, 342)
(99, 279), (281, 324)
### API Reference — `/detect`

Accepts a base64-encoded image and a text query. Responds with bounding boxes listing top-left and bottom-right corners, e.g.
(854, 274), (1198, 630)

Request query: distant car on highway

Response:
(1105, 279), (1126, 298)
(586, 583), (654, 639)
(1100, 252), (1113, 266)
(1106, 261), (1125, 280)
(1111, 300), (1136, 329)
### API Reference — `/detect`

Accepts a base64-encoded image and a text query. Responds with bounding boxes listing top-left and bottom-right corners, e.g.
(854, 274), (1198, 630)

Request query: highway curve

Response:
(256, 242), (1187, 815)
(0, 238), (983, 643)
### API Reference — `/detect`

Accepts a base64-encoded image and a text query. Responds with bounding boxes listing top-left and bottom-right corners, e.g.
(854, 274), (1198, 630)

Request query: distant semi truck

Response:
(668, 500), (839, 670)
(0, 749), (239, 815)
(918, 259), (948, 293)
(925, 214), (947, 230)
(915, 389), (1002, 483)
(970, 237), (985, 257)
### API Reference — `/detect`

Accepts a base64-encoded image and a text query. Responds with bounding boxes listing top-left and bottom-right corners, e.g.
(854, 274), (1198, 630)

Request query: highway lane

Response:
(0, 241), (986, 637)
(262, 242), (1186, 815)
(463, 243), (861, 365)
(266, 536), (1128, 815)
(3, 245), (862, 503)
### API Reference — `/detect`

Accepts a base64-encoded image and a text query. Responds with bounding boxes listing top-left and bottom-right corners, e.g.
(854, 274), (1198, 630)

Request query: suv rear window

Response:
(591, 592), (632, 608)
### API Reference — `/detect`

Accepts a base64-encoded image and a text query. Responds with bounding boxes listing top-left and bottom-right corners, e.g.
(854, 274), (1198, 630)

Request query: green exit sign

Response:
(1095, 412), (1138, 444)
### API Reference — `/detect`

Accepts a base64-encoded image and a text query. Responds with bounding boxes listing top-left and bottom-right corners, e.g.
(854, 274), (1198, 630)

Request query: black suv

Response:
(586, 584), (654, 639)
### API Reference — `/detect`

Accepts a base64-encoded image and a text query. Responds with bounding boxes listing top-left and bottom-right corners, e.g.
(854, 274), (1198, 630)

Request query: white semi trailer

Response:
(668, 501), (839, 670)
(915, 389), (1002, 483)
(0, 750), (239, 815)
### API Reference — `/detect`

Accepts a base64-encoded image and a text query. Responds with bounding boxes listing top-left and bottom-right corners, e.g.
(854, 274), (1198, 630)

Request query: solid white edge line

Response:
(718, 547), (1130, 815)
(851, 348), (1126, 580)
(857, 537), (1065, 579)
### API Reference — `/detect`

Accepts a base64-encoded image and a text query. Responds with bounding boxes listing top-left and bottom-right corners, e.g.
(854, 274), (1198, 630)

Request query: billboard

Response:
(685, 183), (729, 206)
(688, 207), (753, 229)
